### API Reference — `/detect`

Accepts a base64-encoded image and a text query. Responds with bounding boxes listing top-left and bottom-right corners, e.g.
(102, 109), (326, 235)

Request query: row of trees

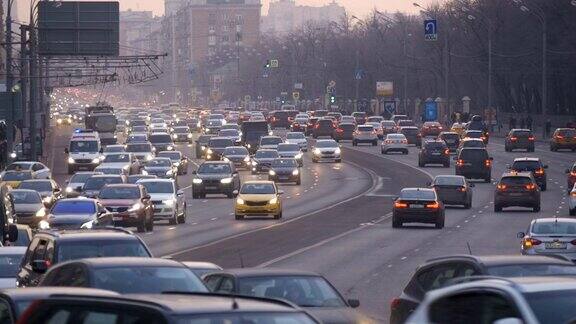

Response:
(212, 0), (576, 115)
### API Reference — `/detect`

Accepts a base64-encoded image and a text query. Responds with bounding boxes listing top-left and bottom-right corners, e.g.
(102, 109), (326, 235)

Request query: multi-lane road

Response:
(49, 125), (574, 323)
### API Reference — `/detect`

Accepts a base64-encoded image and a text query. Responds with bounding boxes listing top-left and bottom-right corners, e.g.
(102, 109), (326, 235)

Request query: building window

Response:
(208, 35), (216, 46)
(222, 25), (229, 32)
(208, 13), (216, 25)
(209, 25), (215, 33)
(236, 14), (243, 25)
(222, 13), (228, 20)
(222, 35), (230, 43)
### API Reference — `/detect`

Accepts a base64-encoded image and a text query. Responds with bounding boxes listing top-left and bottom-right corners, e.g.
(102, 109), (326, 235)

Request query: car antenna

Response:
(231, 296), (239, 310)
(466, 242), (473, 255)
(238, 249), (245, 268)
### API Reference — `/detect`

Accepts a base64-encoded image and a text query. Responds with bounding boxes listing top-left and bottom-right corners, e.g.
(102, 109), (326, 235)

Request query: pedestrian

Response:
(545, 119), (552, 137)
(526, 115), (533, 130)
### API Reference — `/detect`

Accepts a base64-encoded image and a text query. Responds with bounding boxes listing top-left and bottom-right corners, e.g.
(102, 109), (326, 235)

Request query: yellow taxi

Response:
(0, 170), (33, 189)
(450, 122), (466, 137)
(234, 180), (283, 220)
(550, 128), (576, 152)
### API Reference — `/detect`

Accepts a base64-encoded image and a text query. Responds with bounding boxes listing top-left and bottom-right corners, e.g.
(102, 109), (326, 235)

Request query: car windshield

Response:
(557, 129), (576, 137)
(207, 120), (222, 127)
(272, 159), (298, 167)
(70, 141), (99, 152)
(173, 127), (189, 133)
(104, 154), (130, 162)
(224, 147), (248, 155)
(525, 290), (576, 324)
(198, 163), (231, 174)
(5, 163), (32, 171)
(511, 161), (541, 171)
(425, 142), (446, 149)
(128, 176), (155, 184)
(287, 133), (305, 139)
(219, 130), (239, 136)
(84, 177), (123, 190)
(500, 177), (532, 186)
(315, 141), (338, 148)
(104, 146), (125, 153)
(255, 151), (279, 158)
(130, 120), (146, 126)
(19, 181), (52, 192)
(57, 241), (150, 262)
(261, 137), (282, 145)
(241, 183), (276, 194)
(69, 173), (96, 183)
(11, 191), (42, 203)
(462, 141), (485, 148)
(138, 181), (174, 194)
(197, 135), (212, 143)
(96, 168), (124, 175)
(99, 187), (140, 199)
(434, 176), (465, 186)
(126, 144), (152, 152)
(532, 222), (576, 235)
(400, 189), (436, 200)
(149, 134), (172, 143)
(2, 172), (32, 181)
(209, 139), (234, 147)
(0, 253), (25, 278)
(93, 266), (207, 294)
(147, 159), (172, 167)
(158, 152), (181, 160)
(278, 144), (299, 152)
(132, 126), (147, 131)
(237, 276), (346, 307)
(51, 201), (95, 214)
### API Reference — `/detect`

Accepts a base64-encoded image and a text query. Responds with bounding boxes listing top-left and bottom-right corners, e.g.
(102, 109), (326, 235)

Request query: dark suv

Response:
(418, 140), (450, 167)
(505, 129), (535, 152)
(205, 137), (235, 161)
(312, 119), (335, 138)
(16, 228), (152, 287)
(509, 157), (548, 191)
(494, 172), (541, 212)
(191, 161), (240, 198)
(333, 123), (355, 142)
(455, 148), (492, 182)
(270, 111), (290, 129)
(438, 132), (460, 152)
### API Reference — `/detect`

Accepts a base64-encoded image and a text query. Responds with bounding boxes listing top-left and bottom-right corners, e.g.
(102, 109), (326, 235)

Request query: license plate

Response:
(545, 242), (567, 249)
(279, 176), (289, 180)
(205, 186), (218, 190)
(113, 217), (123, 221)
(410, 204), (424, 209)
(446, 139), (455, 143)
(432, 152), (441, 155)
(509, 193), (523, 196)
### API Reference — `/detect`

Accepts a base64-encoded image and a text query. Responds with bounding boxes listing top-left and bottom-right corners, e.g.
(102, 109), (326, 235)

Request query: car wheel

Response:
(67, 166), (74, 175)
(296, 178), (301, 185)
(541, 184), (547, 191)
(533, 205), (541, 212)
(235, 214), (244, 220)
(494, 204), (502, 212)
(392, 217), (402, 228)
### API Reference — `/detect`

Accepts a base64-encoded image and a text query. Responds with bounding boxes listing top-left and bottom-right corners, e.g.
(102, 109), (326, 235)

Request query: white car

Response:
(285, 132), (308, 151)
(570, 183), (576, 216)
(1, 161), (51, 179)
(259, 136), (283, 150)
(64, 171), (102, 198)
(0, 247), (26, 288)
(102, 145), (126, 157)
(99, 153), (141, 175)
(136, 179), (186, 225)
(125, 142), (155, 163)
(312, 139), (341, 163)
(381, 133), (409, 154)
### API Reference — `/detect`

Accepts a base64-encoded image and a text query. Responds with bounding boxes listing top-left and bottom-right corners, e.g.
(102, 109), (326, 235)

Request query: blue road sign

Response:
(355, 69), (363, 80)
(424, 19), (438, 41)
(424, 101), (438, 121)
(384, 101), (396, 115)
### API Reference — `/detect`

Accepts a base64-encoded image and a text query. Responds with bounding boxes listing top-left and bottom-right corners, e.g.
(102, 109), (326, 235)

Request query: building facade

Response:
(119, 10), (161, 56)
(262, 0), (346, 35)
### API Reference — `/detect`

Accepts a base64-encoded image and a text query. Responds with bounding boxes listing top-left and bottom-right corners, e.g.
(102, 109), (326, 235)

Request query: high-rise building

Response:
(119, 10), (161, 56)
(165, 0), (188, 16)
(262, 0), (346, 35)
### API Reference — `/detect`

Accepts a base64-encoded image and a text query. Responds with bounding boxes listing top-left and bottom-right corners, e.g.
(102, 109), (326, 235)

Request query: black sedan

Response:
(192, 161), (240, 198)
(429, 175), (473, 208)
(392, 188), (445, 229)
(268, 158), (301, 185)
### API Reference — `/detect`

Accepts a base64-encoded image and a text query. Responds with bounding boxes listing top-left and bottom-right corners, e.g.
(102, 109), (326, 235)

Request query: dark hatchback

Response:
(455, 148), (492, 182)
(333, 123), (355, 141)
(192, 161), (240, 198)
(205, 137), (235, 161)
(429, 175), (473, 208)
(494, 172), (541, 212)
(312, 119), (335, 138)
(418, 140), (450, 167)
(400, 126), (421, 147)
(194, 134), (213, 159)
(505, 129), (535, 152)
(251, 149), (280, 174)
(438, 132), (460, 152)
(392, 188), (445, 229)
(149, 133), (174, 153)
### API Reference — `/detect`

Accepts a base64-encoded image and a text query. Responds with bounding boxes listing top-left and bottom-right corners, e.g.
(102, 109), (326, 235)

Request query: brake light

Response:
(394, 201), (408, 208)
(314, 124), (319, 129)
(528, 136), (535, 141)
(272, 117), (276, 122)
(444, 148), (450, 155)
(372, 131), (377, 135)
(571, 171), (576, 176)
(497, 184), (507, 191)
(459, 186), (467, 192)
(481, 136), (487, 141)
(535, 168), (544, 175)
(485, 159), (492, 167)
(571, 192), (576, 197)
(556, 135), (564, 139)
(402, 140), (408, 144)
(438, 126), (443, 130)
(571, 239), (576, 245)
(456, 159), (465, 167)
(523, 238), (542, 248)
(525, 183), (536, 190)
(510, 136), (518, 141)
(336, 128), (343, 133)
(426, 202), (440, 209)
(390, 298), (401, 310)
(385, 140), (392, 144)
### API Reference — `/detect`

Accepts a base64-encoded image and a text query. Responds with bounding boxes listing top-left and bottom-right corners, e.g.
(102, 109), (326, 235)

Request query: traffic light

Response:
(265, 60), (271, 68)
(330, 95), (336, 104)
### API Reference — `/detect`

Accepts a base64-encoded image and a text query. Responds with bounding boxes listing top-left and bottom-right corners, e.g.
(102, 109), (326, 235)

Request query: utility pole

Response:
(20, 25), (28, 146)
(354, 49), (360, 111)
(29, 24), (38, 160)
(5, 0), (14, 163)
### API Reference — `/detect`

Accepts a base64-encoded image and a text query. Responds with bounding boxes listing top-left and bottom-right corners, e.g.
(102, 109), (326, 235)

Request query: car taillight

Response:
(535, 168), (544, 175)
(571, 171), (576, 176)
(439, 126), (443, 130)
(456, 159), (464, 167)
(390, 298), (401, 310)
(314, 124), (319, 129)
(485, 159), (492, 167)
(426, 202), (440, 209)
(510, 136), (518, 141)
(523, 238), (542, 248)
(556, 135), (564, 139)
(272, 117), (276, 122)
(336, 128), (343, 133)
(571, 192), (576, 197)
(385, 140), (392, 144)
(525, 183), (536, 190)
(394, 201), (408, 208)
(444, 148), (450, 155)
(372, 131), (377, 135)
(571, 239), (576, 245)
(402, 140), (408, 144)
(497, 184), (507, 191)
(528, 136), (535, 141)
(459, 186), (467, 192)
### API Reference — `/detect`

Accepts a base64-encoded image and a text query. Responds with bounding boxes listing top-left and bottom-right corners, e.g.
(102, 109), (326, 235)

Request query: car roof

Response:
(401, 188), (435, 193)
(136, 178), (174, 183)
(101, 183), (139, 188)
(20, 179), (52, 183)
(243, 180), (275, 185)
(0, 246), (27, 254)
(182, 261), (222, 270)
(35, 229), (141, 241)
(465, 130), (483, 133)
(462, 138), (484, 142)
(532, 217), (576, 225)
(89, 175), (123, 179)
(513, 157), (540, 162)
(426, 254), (574, 267)
(65, 257), (180, 268)
(510, 128), (531, 132)
(0, 287), (120, 299)
(210, 268), (321, 278)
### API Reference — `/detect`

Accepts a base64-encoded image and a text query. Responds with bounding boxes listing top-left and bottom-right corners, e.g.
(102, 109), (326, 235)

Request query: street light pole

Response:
(4, 0), (15, 164)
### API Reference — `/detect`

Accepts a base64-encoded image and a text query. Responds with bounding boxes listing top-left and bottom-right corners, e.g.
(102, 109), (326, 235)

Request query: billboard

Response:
(38, 1), (119, 56)
(376, 81), (393, 97)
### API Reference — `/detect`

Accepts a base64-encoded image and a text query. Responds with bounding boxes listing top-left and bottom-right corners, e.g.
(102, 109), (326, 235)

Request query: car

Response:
(420, 121), (444, 137)
(64, 171), (102, 198)
(187, 117), (201, 132)
(390, 254), (576, 324)
(381, 120), (398, 136)
(205, 137), (235, 161)
(251, 149), (280, 174)
(429, 175), (473, 208)
(367, 115), (384, 123)
(392, 188), (445, 229)
(276, 143), (303, 167)
(171, 126), (193, 143)
(194, 134), (213, 158)
(505, 129), (536, 152)
(406, 275), (576, 324)
(192, 161), (240, 199)
(290, 117), (308, 132)
(340, 115), (355, 124)
(352, 111), (367, 124)
(333, 122), (356, 142)
(381, 133), (409, 154)
(2, 161), (51, 179)
(34, 198), (114, 231)
(99, 153), (141, 175)
(21, 292), (319, 324)
(455, 138), (486, 156)
(352, 124), (378, 146)
(550, 128), (576, 151)
(366, 121), (384, 139)
(39, 257), (208, 294)
(137, 179), (186, 225)
(234, 181), (283, 220)
(65, 136), (102, 174)
(438, 131), (460, 152)
(182, 261), (223, 278)
(149, 132), (175, 153)
(204, 119), (223, 134)
(399, 126), (421, 147)
(81, 174), (126, 198)
(16, 228), (153, 287)
(450, 122), (466, 136)
(570, 184), (576, 215)
(142, 157), (178, 180)
(566, 163), (576, 194)
(127, 174), (157, 184)
(463, 129), (487, 144)
(98, 184), (154, 232)
(258, 135), (283, 150)
(418, 139), (450, 167)
(465, 114), (490, 143)
(397, 119), (415, 127)
(157, 150), (189, 175)
(1, 171), (33, 189)
(0, 247), (26, 288)
(285, 132), (308, 151)
(494, 171), (541, 212)
(102, 144), (126, 156)
(18, 179), (62, 207)
(305, 117), (319, 136)
(519, 217), (576, 259)
(126, 133), (149, 144)
(269, 158), (301, 185)
(312, 118), (335, 138)
(455, 148), (492, 182)
(221, 146), (250, 169)
(312, 139), (341, 163)
(391, 114), (409, 124)
(218, 128), (241, 144)
(203, 268), (363, 323)
(509, 157), (548, 191)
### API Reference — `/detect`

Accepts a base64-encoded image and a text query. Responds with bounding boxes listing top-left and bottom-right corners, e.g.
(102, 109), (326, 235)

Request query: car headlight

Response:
(220, 177), (233, 184)
(173, 162), (180, 167)
(223, 157), (230, 162)
(146, 154), (154, 161)
(9, 152), (16, 159)
(91, 158), (100, 164)
(35, 208), (47, 217)
(42, 196), (53, 204)
(295, 153), (303, 159)
(247, 144), (251, 148)
(197, 122), (202, 128)
(292, 169), (299, 176)
(314, 148), (321, 155)
(243, 156), (250, 162)
(268, 131), (274, 136)
(207, 149), (213, 154)
(141, 170), (149, 175)
(57, 118), (63, 124)
(167, 145), (174, 151)
(68, 157), (75, 164)
(335, 148), (341, 154)
(201, 146), (206, 151)
(128, 203), (143, 212)
(173, 134), (178, 139)
(193, 178), (203, 184)
(252, 161), (258, 166)
(187, 134), (193, 138)
(162, 199), (175, 207)
(269, 197), (278, 205)
(65, 186), (73, 193)
(236, 198), (245, 205)
(269, 170), (276, 176)
(38, 220), (50, 230)
(80, 221), (94, 229)
(166, 170), (173, 176)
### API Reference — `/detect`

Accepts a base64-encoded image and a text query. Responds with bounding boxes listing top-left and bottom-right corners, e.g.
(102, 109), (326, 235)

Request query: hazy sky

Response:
(18, 0), (442, 19)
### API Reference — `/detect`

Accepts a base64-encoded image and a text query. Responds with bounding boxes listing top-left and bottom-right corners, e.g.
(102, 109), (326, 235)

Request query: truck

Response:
(85, 105), (117, 145)
(241, 121), (271, 154)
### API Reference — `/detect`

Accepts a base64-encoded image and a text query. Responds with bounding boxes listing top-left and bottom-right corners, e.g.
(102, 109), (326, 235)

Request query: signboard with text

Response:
(376, 81), (393, 97)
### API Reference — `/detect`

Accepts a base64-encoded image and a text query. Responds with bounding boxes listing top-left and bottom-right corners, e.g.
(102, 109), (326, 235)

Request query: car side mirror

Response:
(177, 190), (184, 197)
(517, 232), (526, 239)
(32, 260), (49, 274)
(6, 224), (18, 243)
(347, 299), (360, 308)
(278, 190), (284, 195)
(233, 190), (239, 197)
(64, 148), (69, 154)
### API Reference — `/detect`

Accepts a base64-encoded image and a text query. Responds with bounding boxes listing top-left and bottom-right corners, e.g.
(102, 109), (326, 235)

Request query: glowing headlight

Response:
(269, 197), (278, 205)
(91, 158), (100, 164)
(268, 131), (274, 136)
(295, 153), (303, 159)
(314, 148), (321, 155)
(236, 198), (245, 205)
(243, 156), (250, 162)
(201, 146), (206, 151)
(269, 170), (276, 176)
(38, 220), (50, 230)
(167, 145), (174, 151)
(68, 157), (75, 164)
(335, 148), (341, 154)
(206, 149), (213, 154)
(187, 134), (193, 138)
(141, 170), (149, 175)
(9, 152), (16, 159)
(292, 169), (299, 175)
(125, 120), (130, 125)
(42, 196), (53, 204)
(57, 118), (63, 124)
(247, 144), (251, 148)
(162, 199), (175, 207)
(128, 203), (143, 212)
(252, 161), (258, 166)
(173, 134), (178, 139)
(81, 221), (94, 229)
(65, 186), (73, 193)
(197, 122), (201, 128)
(192, 178), (203, 184)
(166, 170), (173, 176)
(220, 177), (233, 184)
(35, 208), (47, 217)
(146, 154), (154, 161)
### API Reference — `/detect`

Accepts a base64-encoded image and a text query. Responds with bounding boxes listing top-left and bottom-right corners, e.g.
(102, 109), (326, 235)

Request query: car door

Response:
(17, 237), (40, 287)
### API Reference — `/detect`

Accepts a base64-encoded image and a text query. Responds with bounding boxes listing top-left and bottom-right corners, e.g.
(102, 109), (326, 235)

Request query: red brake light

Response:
(571, 171), (576, 176)
(510, 136), (518, 141)
(485, 159), (492, 167)
(390, 297), (401, 310)
(385, 140), (392, 144)
(456, 159), (464, 167)
(525, 183), (536, 190)
(528, 136), (535, 141)
(394, 201), (408, 208)
(336, 128), (343, 133)
(523, 238), (542, 248)
(426, 202), (440, 209)
(444, 148), (450, 155)
(497, 184), (507, 191)
(459, 186), (467, 192)
(570, 192), (576, 197)
(556, 135), (564, 139)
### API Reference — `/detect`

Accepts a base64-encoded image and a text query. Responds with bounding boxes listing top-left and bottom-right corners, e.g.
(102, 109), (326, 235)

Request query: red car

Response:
(97, 184), (154, 233)
(420, 121), (444, 137)
(567, 163), (576, 194)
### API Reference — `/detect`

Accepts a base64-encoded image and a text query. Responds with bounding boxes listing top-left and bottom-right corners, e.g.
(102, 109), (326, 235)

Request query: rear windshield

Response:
(173, 127), (189, 133)
(57, 241), (150, 262)
(401, 128), (418, 135)
(511, 161), (541, 171)
(400, 189), (436, 200)
(318, 120), (334, 127)
(358, 126), (374, 132)
(19, 181), (52, 192)
(104, 146), (126, 153)
(278, 144), (299, 152)
(12, 191), (41, 203)
(511, 130), (532, 136)
(287, 133), (305, 139)
(104, 154), (130, 163)
(273, 111), (289, 118)
(219, 130), (239, 136)
(532, 222), (576, 235)
(500, 177), (532, 186)
(261, 137), (282, 145)
(99, 187), (140, 199)
(147, 159), (172, 167)
(149, 134), (172, 143)
(83, 177), (123, 190)
(255, 151), (279, 158)
(462, 141), (485, 148)
(425, 142), (447, 149)
(69, 173), (96, 183)
(459, 149), (488, 160)
(272, 159), (298, 167)
(441, 133), (460, 139)
(315, 141), (338, 148)
(224, 147), (248, 155)
(465, 132), (483, 138)
(158, 152), (181, 160)
(126, 144), (152, 152)
(339, 124), (356, 131)
(434, 176), (465, 186)
(382, 121), (396, 127)
(557, 129), (576, 137)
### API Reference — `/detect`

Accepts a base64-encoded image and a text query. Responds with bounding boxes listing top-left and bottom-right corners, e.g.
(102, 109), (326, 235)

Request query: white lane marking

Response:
(169, 227), (176, 230)
(210, 217), (218, 221)
(400, 256), (407, 260)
